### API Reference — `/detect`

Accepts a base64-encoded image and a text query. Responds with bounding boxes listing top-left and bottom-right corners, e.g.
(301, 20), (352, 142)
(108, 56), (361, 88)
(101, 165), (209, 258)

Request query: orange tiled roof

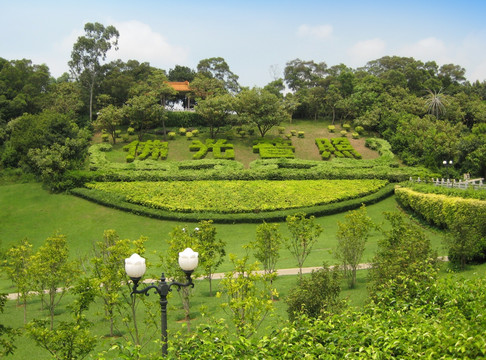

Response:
(167, 81), (191, 92)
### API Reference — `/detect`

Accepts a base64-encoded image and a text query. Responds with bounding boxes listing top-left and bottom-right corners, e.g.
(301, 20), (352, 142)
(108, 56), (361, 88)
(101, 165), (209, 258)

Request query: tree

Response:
(94, 104), (123, 144)
(130, 70), (176, 140)
(3, 238), (33, 323)
(250, 222), (282, 297)
(425, 88), (448, 119)
(168, 65), (196, 82)
(324, 84), (343, 124)
(69, 22), (119, 123)
(0, 294), (18, 357)
(218, 254), (275, 338)
(194, 93), (234, 138)
(197, 57), (240, 93)
(236, 87), (290, 137)
(285, 264), (343, 321)
(90, 230), (145, 337)
(0, 58), (50, 122)
(123, 94), (159, 141)
(190, 73), (226, 100)
(26, 278), (98, 360)
(285, 213), (323, 280)
(30, 233), (78, 330)
(161, 226), (199, 327)
(368, 212), (438, 303)
(284, 58), (327, 91)
(193, 220), (226, 297)
(335, 205), (374, 288)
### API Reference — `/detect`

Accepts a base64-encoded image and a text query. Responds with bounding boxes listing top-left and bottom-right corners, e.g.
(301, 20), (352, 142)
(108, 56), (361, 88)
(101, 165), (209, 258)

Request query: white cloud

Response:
(107, 20), (188, 66)
(347, 38), (386, 65)
(297, 24), (333, 40)
(398, 37), (447, 62)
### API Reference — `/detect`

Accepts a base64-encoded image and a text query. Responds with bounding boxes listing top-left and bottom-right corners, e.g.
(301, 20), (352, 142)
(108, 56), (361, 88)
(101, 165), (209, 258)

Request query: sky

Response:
(2, 0), (486, 87)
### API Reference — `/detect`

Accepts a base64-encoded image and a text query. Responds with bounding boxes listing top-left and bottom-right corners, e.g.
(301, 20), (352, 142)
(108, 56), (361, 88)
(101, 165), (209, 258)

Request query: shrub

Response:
(286, 265), (344, 321)
(101, 134), (109, 142)
(168, 131), (176, 140)
(352, 132), (359, 139)
(115, 129), (122, 138)
(248, 128), (255, 136)
(122, 134), (130, 143)
(278, 126), (285, 134)
(179, 127), (186, 135)
(186, 132), (193, 140)
(343, 124), (351, 131)
(298, 131), (305, 138)
(340, 130), (347, 137)
(285, 133), (292, 139)
(127, 127), (135, 135)
(192, 129), (199, 137)
(355, 125), (364, 134)
(328, 125), (335, 133)
(290, 130), (297, 136)
(225, 131), (234, 140)
(239, 130), (246, 137)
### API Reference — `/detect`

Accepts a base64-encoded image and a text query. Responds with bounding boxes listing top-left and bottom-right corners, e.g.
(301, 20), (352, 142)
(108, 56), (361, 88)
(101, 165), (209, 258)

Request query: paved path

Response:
(5, 257), (448, 301)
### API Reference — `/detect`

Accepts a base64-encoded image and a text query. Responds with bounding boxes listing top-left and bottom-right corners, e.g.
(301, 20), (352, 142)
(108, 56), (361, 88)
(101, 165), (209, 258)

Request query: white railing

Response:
(409, 177), (485, 190)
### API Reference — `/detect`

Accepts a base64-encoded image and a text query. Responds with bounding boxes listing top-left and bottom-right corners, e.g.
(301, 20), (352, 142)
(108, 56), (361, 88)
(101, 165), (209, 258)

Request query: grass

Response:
(0, 119), (460, 358)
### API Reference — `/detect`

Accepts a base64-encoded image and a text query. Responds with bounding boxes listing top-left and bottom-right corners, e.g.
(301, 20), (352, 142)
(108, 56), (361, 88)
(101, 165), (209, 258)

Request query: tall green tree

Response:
(197, 57), (240, 93)
(195, 93), (234, 138)
(236, 87), (290, 137)
(285, 213), (323, 280)
(123, 94), (159, 141)
(425, 88), (448, 119)
(69, 22), (119, 123)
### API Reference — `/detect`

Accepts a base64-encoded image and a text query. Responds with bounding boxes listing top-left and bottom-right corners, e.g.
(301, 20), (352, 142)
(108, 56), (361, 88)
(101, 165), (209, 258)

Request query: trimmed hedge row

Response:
(404, 181), (486, 201)
(395, 186), (486, 230)
(123, 140), (168, 162)
(70, 182), (395, 223)
(315, 138), (362, 160)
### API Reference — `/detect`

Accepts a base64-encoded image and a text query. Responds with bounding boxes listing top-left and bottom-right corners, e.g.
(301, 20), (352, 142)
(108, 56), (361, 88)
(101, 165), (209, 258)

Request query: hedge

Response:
(395, 185), (486, 230)
(69, 182), (395, 223)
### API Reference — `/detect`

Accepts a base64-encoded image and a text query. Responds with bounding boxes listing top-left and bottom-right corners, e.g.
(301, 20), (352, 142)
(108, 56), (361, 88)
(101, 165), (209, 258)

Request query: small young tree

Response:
(3, 238), (33, 323)
(26, 277), (98, 360)
(250, 222), (282, 297)
(285, 264), (343, 321)
(193, 220), (226, 296)
(30, 233), (78, 330)
(90, 229), (145, 337)
(335, 205), (375, 289)
(285, 213), (323, 280)
(161, 226), (199, 327)
(0, 294), (18, 357)
(218, 254), (276, 338)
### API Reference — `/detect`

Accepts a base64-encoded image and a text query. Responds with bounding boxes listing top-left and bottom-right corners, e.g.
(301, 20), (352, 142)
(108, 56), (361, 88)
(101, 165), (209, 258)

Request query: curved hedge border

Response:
(395, 186), (486, 230)
(70, 183), (395, 223)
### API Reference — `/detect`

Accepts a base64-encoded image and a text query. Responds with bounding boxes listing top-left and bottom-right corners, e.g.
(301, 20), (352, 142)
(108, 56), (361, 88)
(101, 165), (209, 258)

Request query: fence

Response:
(410, 177), (485, 190)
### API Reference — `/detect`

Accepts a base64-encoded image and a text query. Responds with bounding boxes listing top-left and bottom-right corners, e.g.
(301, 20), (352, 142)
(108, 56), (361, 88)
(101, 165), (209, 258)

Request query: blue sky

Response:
(2, 0), (486, 87)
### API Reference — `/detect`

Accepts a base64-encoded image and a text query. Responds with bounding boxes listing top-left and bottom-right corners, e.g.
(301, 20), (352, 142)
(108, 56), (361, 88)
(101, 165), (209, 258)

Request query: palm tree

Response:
(425, 88), (448, 119)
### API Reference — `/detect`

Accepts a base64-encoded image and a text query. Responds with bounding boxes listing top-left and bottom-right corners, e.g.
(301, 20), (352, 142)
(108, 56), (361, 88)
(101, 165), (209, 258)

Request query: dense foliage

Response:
(85, 179), (388, 213)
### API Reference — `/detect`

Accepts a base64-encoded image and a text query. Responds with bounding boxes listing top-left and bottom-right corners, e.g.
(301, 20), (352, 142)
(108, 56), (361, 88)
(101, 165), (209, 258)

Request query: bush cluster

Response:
(189, 139), (235, 160)
(253, 138), (295, 159)
(315, 138), (361, 160)
(123, 140), (168, 162)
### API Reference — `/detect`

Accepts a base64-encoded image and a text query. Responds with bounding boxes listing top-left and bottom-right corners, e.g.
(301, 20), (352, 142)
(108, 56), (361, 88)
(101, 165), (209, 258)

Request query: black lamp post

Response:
(125, 248), (199, 356)
(443, 160), (453, 179)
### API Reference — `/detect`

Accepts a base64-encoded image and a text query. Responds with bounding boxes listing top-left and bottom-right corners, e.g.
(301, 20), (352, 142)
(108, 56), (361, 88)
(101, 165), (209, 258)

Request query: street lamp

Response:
(125, 248), (199, 356)
(443, 160), (453, 179)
